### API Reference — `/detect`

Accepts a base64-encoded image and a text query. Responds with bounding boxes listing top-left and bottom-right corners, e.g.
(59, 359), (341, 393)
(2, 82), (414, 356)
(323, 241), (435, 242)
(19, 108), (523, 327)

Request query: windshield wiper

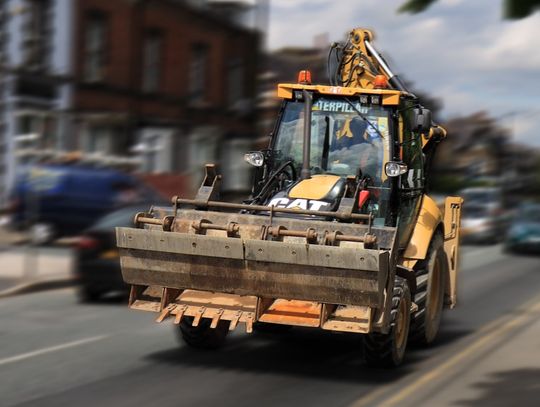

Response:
(343, 97), (385, 140)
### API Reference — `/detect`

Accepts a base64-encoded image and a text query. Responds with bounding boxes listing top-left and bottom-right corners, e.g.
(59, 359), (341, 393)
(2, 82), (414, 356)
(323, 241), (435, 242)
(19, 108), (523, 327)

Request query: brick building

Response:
(71, 0), (260, 193)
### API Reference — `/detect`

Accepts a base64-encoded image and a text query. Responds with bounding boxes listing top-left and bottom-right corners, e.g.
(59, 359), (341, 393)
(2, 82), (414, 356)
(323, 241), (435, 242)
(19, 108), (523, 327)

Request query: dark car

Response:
(9, 164), (158, 243)
(75, 204), (154, 302)
(504, 204), (540, 254)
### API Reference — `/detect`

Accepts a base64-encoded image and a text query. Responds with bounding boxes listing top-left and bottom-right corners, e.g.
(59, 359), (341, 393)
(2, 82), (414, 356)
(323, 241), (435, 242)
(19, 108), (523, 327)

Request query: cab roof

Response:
(277, 83), (402, 106)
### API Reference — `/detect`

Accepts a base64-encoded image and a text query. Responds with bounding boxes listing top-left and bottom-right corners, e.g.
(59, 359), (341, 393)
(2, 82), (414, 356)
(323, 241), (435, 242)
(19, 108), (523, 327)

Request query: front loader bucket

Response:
(117, 206), (398, 333)
(118, 227), (389, 307)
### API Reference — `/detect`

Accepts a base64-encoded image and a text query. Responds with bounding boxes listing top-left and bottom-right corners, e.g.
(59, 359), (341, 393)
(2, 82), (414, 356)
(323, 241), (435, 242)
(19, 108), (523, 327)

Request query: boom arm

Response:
(334, 28), (409, 92)
(332, 28), (447, 152)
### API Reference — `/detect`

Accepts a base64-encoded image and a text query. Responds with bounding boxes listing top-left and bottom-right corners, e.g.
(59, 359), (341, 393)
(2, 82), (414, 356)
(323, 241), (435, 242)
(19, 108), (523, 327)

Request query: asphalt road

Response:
(1, 245), (539, 407)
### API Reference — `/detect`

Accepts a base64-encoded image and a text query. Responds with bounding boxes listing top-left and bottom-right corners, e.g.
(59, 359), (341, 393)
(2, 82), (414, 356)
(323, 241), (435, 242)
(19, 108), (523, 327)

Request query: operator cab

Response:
(273, 96), (391, 183)
(246, 90), (400, 227)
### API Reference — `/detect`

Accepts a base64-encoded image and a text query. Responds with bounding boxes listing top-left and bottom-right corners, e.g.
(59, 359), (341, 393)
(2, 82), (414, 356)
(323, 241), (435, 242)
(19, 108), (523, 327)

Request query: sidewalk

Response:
(0, 245), (75, 297)
(0, 223), (28, 247)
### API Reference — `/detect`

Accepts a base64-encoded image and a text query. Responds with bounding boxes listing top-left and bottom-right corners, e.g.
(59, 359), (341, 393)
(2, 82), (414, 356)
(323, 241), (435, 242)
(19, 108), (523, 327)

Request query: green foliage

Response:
(504, 0), (540, 19)
(398, 0), (437, 13)
(399, 0), (540, 19)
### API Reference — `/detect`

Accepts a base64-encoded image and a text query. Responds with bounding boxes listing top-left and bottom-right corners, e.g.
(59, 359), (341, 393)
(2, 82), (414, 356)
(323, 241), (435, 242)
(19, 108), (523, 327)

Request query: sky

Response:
(265, 0), (540, 147)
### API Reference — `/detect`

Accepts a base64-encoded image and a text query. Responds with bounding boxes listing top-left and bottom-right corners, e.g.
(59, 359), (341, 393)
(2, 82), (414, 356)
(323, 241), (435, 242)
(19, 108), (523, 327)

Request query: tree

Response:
(399, 0), (540, 19)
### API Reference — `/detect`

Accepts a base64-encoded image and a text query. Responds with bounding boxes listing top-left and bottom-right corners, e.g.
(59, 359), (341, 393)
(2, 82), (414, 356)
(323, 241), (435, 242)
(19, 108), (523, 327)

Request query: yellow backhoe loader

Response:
(116, 28), (463, 367)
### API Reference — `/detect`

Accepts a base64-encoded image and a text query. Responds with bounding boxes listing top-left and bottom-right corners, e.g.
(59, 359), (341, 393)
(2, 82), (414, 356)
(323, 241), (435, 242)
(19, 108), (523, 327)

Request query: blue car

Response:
(504, 204), (540, 254)
(9, 164), (160, 242)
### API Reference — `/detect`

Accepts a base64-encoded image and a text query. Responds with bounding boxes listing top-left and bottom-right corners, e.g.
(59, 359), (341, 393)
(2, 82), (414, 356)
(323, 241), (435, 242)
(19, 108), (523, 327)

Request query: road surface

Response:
(0, 245), (539, 407)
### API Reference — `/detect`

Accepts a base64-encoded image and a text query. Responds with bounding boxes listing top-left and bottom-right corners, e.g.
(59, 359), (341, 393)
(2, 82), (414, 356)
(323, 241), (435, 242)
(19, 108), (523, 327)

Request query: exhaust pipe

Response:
(301, 89), (313, 180)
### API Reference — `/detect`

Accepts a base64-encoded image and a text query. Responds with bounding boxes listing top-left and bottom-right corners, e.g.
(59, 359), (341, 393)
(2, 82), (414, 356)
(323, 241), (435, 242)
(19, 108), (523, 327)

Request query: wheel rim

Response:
(428, 256), (441, 320)
(395, 295), (408, 349)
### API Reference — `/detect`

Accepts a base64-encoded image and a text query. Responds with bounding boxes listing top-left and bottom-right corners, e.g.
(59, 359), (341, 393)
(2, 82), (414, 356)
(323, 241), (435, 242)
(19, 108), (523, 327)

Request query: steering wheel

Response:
(271, 161), (297, 183)
(251, 161), (297, 204)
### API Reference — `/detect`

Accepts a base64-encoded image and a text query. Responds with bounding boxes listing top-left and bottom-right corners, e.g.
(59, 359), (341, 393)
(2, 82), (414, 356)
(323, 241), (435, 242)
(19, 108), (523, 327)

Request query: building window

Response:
(228, 58), (244, 106)
(189, 45), (209, 104)
(22, 0), (50, 69)
(84, 12), (107, 83)
(85, 126), (112, 154)
(142, 31), (163, 93)
(15, 113), (58, 149)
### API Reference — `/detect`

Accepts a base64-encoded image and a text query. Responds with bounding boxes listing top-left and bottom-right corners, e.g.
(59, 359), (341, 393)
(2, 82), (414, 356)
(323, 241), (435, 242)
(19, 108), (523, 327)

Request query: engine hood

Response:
(266, 174), (345, 213)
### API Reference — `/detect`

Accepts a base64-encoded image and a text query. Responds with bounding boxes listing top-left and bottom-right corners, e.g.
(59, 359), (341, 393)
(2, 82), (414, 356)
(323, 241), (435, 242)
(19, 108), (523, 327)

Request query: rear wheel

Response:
(178, 317), (229, 349)
(364, 277), (411, 368)
(410, 233), (447, 345)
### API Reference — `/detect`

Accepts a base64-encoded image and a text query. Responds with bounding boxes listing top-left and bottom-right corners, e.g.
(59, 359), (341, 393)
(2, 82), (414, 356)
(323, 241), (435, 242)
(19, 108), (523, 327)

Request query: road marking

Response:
(0, 335), (109, 367)
(352, 294), (540, 407)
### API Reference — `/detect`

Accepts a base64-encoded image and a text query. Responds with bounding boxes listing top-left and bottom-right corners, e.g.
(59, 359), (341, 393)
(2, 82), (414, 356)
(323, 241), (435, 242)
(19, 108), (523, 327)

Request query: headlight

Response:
(244, 151), (265, 167)
(384, 161), (408, 177)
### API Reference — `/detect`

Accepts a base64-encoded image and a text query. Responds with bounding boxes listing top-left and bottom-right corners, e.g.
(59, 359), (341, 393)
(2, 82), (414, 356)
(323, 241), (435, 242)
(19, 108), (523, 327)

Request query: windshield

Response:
(273, 97), (392, 185)
(462, 189), (501, 205)
(92, 206), (149, 230)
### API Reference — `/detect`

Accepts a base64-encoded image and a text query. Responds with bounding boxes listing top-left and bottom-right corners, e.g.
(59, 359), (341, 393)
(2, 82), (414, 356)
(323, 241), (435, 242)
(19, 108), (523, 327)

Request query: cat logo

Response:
(268, 198), (330, 211)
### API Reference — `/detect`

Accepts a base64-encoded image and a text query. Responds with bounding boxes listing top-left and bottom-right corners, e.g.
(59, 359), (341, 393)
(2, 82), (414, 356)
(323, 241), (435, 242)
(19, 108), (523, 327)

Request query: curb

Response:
(0, 277), (76, 299)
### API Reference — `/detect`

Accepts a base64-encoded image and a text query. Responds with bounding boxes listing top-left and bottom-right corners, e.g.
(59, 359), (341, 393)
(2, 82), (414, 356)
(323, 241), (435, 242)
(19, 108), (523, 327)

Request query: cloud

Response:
(267, 0), (540, 147)
(481, 13), (540, 70)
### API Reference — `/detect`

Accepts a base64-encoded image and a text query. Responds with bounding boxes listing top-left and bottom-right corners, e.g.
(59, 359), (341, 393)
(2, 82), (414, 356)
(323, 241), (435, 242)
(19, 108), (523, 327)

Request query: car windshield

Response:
(462, 189), (500, 205)
(92, 206), (149, 230)
(463, 205), (490, 219)
(273, 97), (392, 185)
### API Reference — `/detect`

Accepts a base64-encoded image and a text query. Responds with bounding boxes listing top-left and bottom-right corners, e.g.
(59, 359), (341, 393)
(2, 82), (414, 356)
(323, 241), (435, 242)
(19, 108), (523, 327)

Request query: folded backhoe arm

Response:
(335, 28), (409, 92)
(336, 28), (447, 154)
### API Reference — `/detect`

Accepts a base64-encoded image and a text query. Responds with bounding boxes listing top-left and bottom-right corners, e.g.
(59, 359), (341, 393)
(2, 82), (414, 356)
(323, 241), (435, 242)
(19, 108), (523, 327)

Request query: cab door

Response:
(397, 116), (425, 249)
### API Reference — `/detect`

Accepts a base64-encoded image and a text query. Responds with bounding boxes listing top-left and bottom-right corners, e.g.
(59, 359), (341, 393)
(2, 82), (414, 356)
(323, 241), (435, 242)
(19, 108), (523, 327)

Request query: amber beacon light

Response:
(297, 70), (312, 85)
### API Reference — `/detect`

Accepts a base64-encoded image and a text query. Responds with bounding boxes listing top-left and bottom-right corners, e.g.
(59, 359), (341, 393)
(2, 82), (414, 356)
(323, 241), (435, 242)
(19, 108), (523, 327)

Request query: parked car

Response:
(9, 164), (160, 243)
(459, 187), (503, 210)
(75, 204), (158, 302)
(504, 203), (540, 254)
(459, 187), (507, 244)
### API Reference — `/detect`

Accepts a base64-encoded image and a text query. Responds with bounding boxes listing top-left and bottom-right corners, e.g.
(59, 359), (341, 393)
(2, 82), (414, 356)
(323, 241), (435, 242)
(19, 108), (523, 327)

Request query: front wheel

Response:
(364, 277), (411, 368)
(178, 317), (229, 349)
(409, 233), (447, 345)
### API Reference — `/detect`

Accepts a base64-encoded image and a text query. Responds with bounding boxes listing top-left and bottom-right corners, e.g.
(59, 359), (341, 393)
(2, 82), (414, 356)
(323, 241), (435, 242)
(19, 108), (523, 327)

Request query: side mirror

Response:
(411, 107), (432, 133)
(385, 161), (408, 177)
(244, 151), (265, 167)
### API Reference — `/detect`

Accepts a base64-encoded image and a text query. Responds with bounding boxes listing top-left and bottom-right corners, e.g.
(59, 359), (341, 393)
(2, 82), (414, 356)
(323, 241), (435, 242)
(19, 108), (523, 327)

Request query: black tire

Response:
(178, 317), (229, 349)
(364, 277), (411, 368)
(253, 322), (293, 334)
(409, 232), (447, 345)
(78, 286), (102, 303)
